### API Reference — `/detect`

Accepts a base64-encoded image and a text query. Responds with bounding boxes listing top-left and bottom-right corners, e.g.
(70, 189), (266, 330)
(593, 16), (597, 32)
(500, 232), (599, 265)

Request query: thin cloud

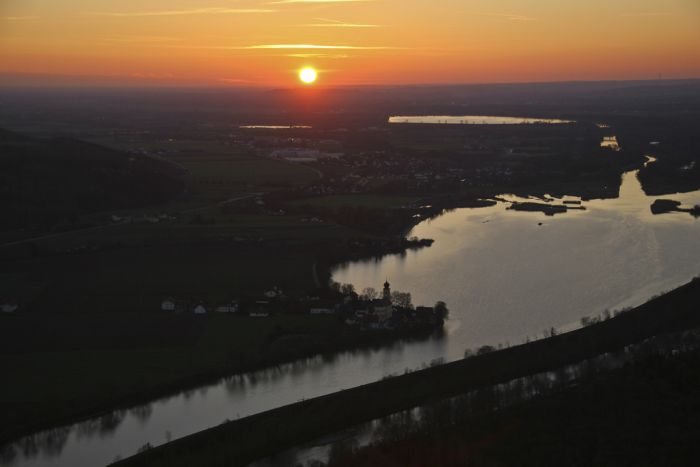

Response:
(298, 17), (381, 27)
(243, 44), (400, 49)
(88, 8), (277, 17)
(270, 0), (369, 4)
(101, 36), (185, 43)
(129, 72), (175, 79)
(3, 16), (39, 21)
(219, 78), (255, 84)
(284, 53), (350, 58)
(472, 13), (536, 22)
(620, 12), (673, 17)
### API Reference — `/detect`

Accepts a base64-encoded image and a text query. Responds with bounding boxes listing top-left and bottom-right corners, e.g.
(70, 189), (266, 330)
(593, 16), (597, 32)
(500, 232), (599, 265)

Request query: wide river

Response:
(4, 162), (700, 467)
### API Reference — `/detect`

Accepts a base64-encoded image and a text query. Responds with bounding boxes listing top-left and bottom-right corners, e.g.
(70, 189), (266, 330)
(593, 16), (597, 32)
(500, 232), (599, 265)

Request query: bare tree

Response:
(361, 287), (378, 301)
(340, 283), (355, 296)
(391, 291), (413, 308)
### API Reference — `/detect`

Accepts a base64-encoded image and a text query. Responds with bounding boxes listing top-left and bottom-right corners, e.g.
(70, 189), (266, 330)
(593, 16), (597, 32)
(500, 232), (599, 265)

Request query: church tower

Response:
(383, 279), (391, 302)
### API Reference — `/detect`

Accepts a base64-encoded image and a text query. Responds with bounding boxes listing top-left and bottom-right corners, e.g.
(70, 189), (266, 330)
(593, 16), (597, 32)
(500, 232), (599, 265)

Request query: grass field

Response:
(163, 140), (319, 197)
(2, 241), (326, 314)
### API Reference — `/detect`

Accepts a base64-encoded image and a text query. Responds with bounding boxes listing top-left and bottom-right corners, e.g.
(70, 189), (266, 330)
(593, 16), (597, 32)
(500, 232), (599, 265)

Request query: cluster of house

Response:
(337, 281), (442, 331)
(160, 298), (242, 315)
(160, 287), (285, 317)
(159, 281), (444, 331)
(271, 149), (346, 164)
(111, 213), (176, 224)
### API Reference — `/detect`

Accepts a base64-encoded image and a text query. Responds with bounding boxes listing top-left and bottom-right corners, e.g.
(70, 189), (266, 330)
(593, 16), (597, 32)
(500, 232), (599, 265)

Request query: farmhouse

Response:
(310, 307), (336, 315)
(264, 286), (283, 299)
(161, 298), (177, 312)
(216, 302), (238, 313)
(1, 303), (19, 313)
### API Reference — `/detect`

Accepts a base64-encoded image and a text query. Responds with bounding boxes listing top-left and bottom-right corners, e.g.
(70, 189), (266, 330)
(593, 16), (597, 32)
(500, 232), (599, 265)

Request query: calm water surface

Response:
(5, 163), (700, 467)
(388, 115), (574, 125)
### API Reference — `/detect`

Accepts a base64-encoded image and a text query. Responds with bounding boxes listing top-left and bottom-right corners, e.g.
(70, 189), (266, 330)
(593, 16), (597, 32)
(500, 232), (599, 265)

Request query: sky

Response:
(1, 0), (699, 86)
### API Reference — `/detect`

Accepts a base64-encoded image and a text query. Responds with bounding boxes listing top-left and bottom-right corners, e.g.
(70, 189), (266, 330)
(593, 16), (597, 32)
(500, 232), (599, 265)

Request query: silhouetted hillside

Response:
(0, 128), (185, 231)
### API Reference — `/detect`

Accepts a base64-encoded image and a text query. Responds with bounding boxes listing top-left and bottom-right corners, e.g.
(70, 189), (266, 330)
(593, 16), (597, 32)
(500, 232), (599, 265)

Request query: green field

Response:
(0, 215), (360, 313)
(184, 159), (319, 194)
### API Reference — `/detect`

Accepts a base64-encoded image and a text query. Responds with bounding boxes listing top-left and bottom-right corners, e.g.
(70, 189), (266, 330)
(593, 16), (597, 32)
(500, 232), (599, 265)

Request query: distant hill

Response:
(0, 128), (185, 231)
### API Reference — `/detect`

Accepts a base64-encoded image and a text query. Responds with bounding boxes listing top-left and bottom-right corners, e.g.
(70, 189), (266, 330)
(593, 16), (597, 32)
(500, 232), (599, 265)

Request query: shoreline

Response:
(0, 317), (441, 449)
(114, 276), (700, 467)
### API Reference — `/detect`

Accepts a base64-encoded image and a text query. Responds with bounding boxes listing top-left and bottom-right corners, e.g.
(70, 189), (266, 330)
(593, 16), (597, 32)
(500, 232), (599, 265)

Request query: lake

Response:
(239, 125), (312, 129)
(388, 115), (574, 125)
(4, 162), (700, 467)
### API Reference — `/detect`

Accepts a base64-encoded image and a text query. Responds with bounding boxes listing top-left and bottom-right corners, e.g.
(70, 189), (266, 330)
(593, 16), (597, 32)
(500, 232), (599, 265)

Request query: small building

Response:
(310, 307), (335, 315)
(193, 304), (207, 315)
(1, 303), (18, 313)
(373, 304), (393, 322)
(216, 302), (238, 313)
(264, 286), (283, 299)
(161, 298), (177, 312)
(383, 280), (392, 302)
(250, 311), (270, 318)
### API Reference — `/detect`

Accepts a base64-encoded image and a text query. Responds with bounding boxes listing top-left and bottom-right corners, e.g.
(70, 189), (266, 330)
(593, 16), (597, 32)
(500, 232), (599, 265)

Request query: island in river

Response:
(650, 199), (700, 217)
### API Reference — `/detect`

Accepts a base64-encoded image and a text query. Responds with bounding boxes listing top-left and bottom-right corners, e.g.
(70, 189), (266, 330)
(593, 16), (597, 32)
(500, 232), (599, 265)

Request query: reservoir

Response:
(5, 162), (700, 467)
(388, 115), (574, 125)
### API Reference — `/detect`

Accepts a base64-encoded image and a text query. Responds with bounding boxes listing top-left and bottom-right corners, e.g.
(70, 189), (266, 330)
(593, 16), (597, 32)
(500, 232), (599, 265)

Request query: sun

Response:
(299, 67), (317, 84)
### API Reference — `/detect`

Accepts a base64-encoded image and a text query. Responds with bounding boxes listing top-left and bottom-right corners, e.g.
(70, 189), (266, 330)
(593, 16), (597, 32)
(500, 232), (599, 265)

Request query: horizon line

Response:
(1, 75), (699, 91)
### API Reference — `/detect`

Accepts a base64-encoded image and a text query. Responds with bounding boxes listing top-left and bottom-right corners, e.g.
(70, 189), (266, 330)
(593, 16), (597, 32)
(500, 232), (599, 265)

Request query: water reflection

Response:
(388, 115), (574, 125)
(128, 405), (153, 425)
(334, 159), (700, 353)
(239, 125), (312, 129)
(274, 329), (700, 467)
(2, 333), (441, 467)
(1, 427), (72, 466)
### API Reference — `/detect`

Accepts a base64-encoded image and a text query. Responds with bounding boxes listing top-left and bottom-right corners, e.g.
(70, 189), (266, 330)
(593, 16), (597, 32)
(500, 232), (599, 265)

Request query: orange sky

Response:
(1, 0), (699, 86)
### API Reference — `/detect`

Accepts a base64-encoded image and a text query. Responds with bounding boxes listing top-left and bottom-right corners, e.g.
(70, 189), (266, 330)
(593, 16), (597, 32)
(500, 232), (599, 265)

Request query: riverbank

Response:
(114, 276), (700, 467)
(321, 331), (700, 467)
(0, 312), (440, 448)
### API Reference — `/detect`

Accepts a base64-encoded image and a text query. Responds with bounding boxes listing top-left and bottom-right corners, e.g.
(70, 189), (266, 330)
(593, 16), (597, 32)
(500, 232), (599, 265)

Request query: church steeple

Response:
(383, 279), (391, 301)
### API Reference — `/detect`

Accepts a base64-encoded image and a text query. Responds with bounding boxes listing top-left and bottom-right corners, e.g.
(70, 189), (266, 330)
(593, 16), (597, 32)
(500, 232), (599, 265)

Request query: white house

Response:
(1, 303), (18, 313)
(354, 309), (369, 318)
(264, 287), (283, 299)
(193, 304), (207, 315)
(309, 307), (335, 315)
(161, 298), (177, 312)
(216, 302), (238, 313)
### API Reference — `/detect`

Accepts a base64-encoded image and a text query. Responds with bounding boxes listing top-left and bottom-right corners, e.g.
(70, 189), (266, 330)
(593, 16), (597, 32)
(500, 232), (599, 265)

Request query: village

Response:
(160, 280), (448, 332)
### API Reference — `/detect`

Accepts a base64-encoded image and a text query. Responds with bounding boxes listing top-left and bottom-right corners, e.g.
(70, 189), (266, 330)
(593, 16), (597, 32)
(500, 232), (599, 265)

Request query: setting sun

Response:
(299, 67), (317, 84)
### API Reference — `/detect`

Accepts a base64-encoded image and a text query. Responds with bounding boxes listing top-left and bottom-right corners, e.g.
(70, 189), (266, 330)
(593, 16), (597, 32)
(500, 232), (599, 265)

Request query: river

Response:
(4, 160), (700, 467)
